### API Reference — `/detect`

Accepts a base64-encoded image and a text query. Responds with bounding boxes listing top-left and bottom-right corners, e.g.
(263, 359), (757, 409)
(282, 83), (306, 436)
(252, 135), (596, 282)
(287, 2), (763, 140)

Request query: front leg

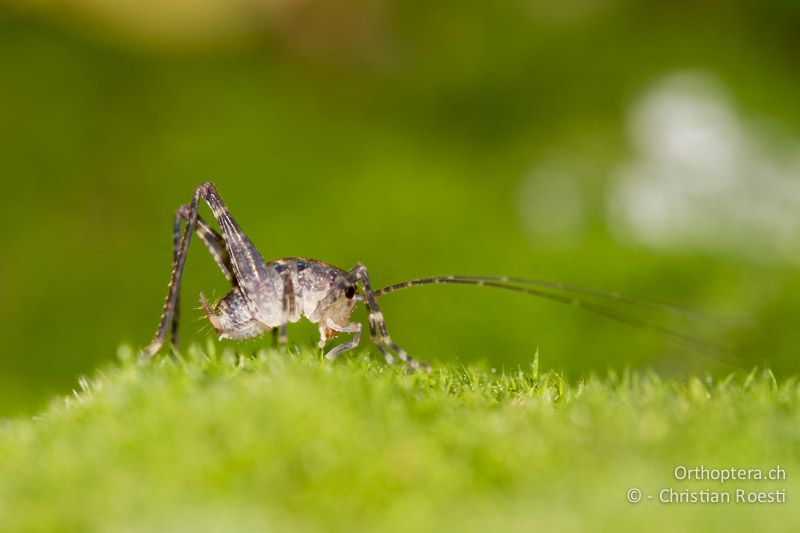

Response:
(356, 265), (430, 371)
(318, 263), (430, 371)
(319, 319), (362, 360)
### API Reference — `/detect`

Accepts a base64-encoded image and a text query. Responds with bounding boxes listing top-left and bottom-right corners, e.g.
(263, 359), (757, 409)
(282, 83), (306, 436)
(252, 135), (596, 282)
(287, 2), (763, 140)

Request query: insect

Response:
(145, 182), (737, 370)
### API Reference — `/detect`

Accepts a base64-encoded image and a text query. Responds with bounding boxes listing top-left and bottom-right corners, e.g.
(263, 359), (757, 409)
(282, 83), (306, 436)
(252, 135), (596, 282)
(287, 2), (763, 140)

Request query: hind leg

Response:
(145, 183), (272, 356)
(168, 204), (237, 346)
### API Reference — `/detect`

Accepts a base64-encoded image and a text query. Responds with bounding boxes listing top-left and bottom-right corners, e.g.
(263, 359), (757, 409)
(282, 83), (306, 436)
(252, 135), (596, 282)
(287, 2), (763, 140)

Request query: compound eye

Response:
(344, 285), (356, 299)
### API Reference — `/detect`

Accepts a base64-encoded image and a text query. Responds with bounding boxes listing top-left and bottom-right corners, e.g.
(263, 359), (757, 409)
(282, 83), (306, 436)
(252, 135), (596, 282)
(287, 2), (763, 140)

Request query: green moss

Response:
(0, 344), (798, 531)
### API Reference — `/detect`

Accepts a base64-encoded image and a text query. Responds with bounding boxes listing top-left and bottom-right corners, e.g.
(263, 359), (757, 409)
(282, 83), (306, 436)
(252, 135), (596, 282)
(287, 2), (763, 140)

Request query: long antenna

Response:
(376, 275), (750, 324)
(374, 276), (747, 364)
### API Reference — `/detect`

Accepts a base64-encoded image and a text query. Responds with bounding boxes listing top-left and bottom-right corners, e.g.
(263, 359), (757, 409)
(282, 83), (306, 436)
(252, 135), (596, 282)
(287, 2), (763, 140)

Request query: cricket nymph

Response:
(145, 182), (428, 369)
(145, 183), (739, 371)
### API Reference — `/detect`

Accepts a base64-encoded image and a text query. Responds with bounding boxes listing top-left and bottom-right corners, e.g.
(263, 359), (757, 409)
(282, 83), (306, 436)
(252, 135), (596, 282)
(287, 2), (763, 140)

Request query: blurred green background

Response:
(2, 0), (799, 416)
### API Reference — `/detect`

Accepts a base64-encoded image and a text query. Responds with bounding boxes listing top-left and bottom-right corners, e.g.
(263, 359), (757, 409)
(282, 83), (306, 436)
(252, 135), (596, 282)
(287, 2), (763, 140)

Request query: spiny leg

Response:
(169, 204), (235, 346)
(170, 212), (181, 345)
(145, 192), (202, 357)
(198, 183), (273, 317)
(146, 182), (272, 357)
(175, 204), (234, 282)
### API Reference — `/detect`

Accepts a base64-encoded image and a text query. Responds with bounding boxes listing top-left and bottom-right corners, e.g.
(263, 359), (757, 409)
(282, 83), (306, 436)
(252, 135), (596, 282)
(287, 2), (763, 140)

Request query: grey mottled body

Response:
(145, 182), (426, 369)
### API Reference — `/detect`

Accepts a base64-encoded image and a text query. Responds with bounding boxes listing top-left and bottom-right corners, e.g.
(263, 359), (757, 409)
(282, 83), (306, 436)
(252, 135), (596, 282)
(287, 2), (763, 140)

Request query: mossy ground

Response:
(0, 344), (797, 532)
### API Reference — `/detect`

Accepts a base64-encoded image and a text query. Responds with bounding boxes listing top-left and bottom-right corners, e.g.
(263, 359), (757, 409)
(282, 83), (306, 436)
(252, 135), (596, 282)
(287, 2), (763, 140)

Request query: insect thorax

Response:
(210, 258), (356, 337)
